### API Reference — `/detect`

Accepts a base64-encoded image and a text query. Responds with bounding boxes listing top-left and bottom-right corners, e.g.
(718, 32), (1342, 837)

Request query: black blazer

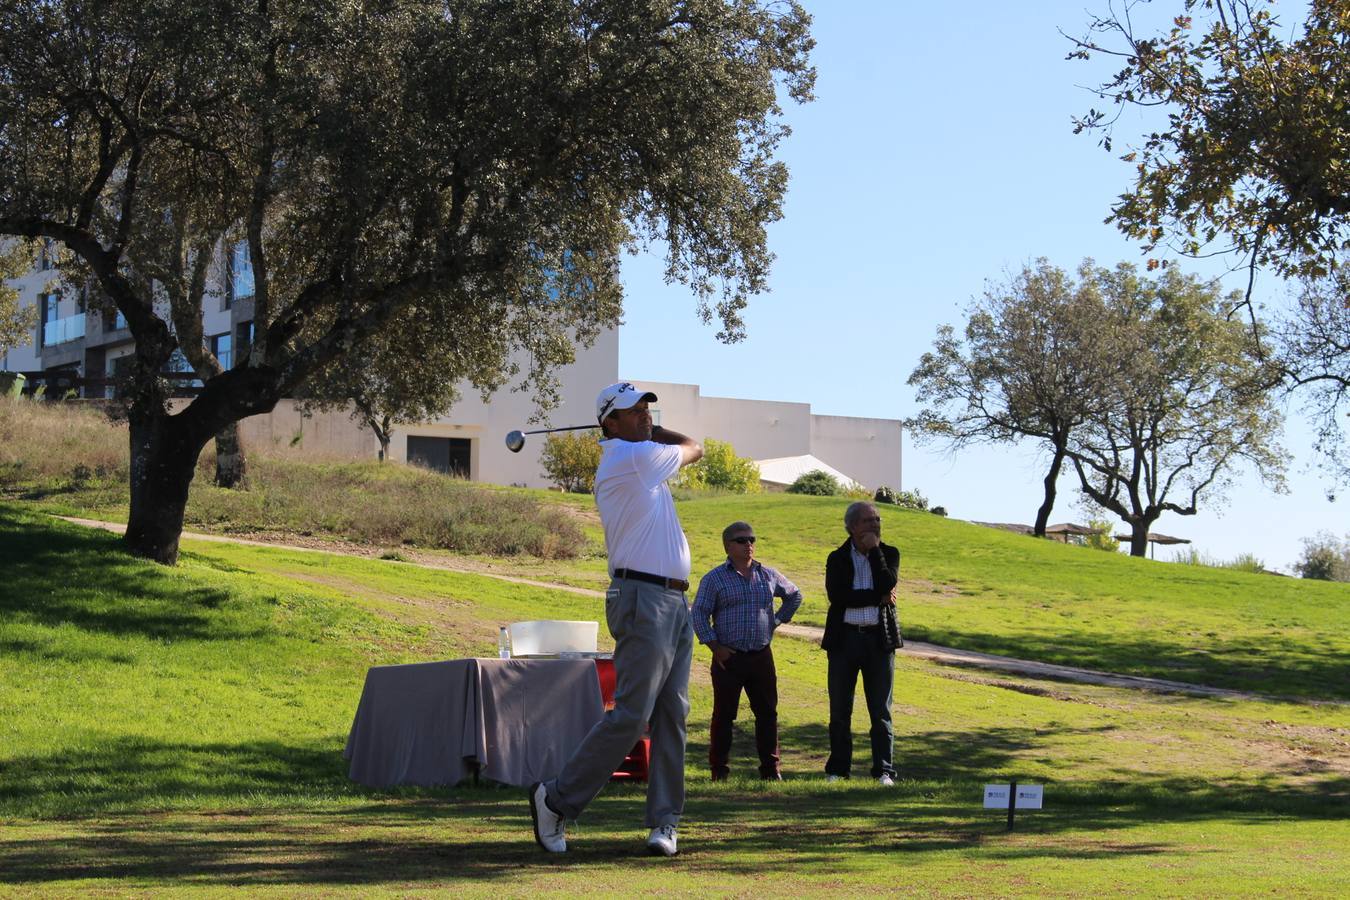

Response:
(821, 538), (900, 653)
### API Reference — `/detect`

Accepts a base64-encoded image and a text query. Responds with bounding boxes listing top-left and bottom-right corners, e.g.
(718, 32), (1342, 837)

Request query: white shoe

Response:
(878, 773), (896, 787)
(826, 774), (844, 783)
(529, 782), (566, 853)
(646, 824), (678, 857)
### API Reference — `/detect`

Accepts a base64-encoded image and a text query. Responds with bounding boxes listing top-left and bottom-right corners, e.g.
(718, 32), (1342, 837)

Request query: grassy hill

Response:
(3, 395), (1348, 701)
(2, 503), (1347, 895)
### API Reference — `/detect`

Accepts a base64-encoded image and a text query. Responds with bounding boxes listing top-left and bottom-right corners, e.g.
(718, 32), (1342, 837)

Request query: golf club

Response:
(505, 424), (599, 453)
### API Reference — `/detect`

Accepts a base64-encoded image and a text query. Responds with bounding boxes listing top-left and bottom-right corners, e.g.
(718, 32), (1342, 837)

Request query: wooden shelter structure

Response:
(1113, 531), (1192, 559)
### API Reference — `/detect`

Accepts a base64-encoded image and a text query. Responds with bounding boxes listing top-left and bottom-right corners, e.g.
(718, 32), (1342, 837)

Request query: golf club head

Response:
(504, 430), (526, 453)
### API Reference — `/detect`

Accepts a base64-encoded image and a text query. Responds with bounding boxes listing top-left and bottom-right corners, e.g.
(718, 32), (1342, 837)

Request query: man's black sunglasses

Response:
(730, 536), (756, 545)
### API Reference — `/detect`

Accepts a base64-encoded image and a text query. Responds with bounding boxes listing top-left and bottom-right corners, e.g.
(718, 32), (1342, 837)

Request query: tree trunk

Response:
(124, 415), (212, 565)
(1033, 442), (1068, 537)
(364, 412), (392, 463)
(213, 421), (247, 487)
(1128, 523), (1150, 558)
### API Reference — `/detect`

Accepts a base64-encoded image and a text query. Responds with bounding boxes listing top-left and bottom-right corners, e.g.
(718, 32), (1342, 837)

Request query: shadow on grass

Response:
(0, 507), (266, 644)
(3, 779), (1340, 887)
(1, 720), (1344, 886)
(909, 626), (1350, 703)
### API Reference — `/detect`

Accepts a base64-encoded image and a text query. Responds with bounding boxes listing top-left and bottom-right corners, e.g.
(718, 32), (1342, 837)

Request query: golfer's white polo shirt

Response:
(595, 438), (690, 582)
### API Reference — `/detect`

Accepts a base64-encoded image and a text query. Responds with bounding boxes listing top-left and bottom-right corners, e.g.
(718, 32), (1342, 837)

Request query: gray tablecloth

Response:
(343, 658), (605, 788)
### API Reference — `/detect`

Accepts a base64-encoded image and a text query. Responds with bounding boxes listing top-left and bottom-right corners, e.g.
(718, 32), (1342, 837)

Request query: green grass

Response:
(9, 397), (1348, 699)
(423, 492), (1350, 701)
(2, 503), (1347, 895)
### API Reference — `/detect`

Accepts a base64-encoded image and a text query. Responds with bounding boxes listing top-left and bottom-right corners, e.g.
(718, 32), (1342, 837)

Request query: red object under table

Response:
(593, 657), (651, 782)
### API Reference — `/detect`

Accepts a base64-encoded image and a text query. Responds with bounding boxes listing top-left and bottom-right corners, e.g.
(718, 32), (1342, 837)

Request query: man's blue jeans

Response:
(825, 626), (895, 778)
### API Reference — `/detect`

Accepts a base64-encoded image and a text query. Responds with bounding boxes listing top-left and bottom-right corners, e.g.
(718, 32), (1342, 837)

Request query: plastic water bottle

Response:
(498, 626), (511, 659)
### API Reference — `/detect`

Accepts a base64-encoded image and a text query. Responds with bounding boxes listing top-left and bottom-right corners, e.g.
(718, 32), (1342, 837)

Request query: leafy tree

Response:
(786, 469), (841, 496)
(1067, 264), (1286, 557)
(1069, 0), (1350, 282)
(1084, 517), (1120, 553)
(0, 242), (36, 356)
(908, 259), (1121, 536)
(0, 0), (814, 563)
(1068, 0), (1350, 481)
(539, 431), (602, 494)
(1294, 531), (1350, 581)
(674, 437), (761, 493)
(1278, 271), (1350, 486)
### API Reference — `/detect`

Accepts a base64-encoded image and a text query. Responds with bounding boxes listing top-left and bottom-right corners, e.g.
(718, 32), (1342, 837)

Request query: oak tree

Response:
(907, 259), (1120, 536)
(1067, 264), (1286, 556)
(0, 0), (814, 563)
(1069, 0), (1350, 482)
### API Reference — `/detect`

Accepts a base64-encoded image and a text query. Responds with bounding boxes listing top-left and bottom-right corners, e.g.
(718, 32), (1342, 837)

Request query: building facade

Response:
(4, 248), (902, 492)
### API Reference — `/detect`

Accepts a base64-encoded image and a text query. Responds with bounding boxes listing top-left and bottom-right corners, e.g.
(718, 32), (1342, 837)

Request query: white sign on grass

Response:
(983, 784), (1043, 809)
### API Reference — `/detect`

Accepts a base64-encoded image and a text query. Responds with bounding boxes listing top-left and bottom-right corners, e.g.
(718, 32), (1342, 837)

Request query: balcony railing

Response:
(41, 313), (86, 347)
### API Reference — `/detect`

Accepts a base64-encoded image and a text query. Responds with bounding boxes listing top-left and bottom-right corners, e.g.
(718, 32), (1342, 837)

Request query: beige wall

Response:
(125, 323), (905, 493)
(409, 327), (619, 486)
(810, 413), (903, 493)
(643, 381), (903, 493)
(235, 399), (382, 458)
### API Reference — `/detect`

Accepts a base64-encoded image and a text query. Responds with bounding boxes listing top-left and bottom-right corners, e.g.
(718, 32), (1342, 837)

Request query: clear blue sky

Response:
(617, 0), (1342, 573)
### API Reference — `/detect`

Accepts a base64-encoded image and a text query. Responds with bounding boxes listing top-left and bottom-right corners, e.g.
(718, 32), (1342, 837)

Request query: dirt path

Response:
(64, 515), (1267, 701)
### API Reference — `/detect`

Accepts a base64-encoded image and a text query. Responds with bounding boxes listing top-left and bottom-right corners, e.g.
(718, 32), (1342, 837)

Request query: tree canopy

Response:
(1069, 0), (1350, 281)
(1067, 264), (1285, 555)
(908, 259), (1121, 536)
(1069, 0), (1350, 484)
(913, 259), (1285, 555)
(0, 0), (814, 563)
(0, 242), (35, 355)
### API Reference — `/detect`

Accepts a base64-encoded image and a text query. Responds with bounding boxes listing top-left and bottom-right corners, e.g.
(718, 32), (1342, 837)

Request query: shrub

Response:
(931, 505), (948, 517)
(893, 488), (928, 511)
(787, 469), (842, 496)
(874, 485), (898, 504)
(1295, 532), (1350, 581)
(675, 437), (761, 493)
(539, 431), (602, 494)
(1085, 517), (1120, 552)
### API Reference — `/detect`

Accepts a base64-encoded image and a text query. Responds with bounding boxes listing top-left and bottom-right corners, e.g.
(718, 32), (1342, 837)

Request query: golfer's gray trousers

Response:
(546, 576), (693, 827)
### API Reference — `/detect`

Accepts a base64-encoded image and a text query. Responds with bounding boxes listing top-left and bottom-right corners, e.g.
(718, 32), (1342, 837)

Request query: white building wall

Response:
(810, 413), (903, 493)
(399, 327), (619, 486)
(641, 381), (902, 492)
(639, 381), (812, 460)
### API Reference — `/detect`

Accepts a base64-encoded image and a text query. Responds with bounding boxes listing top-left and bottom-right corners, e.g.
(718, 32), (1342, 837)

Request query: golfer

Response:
(530, 381), (702, 857)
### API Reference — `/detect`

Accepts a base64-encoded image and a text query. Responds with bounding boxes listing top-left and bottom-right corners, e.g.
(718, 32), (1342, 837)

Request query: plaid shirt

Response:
(692, 559), (803, 652)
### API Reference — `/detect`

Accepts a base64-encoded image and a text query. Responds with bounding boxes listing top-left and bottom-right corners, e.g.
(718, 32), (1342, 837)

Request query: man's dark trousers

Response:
(708, 645), (780, 779)
(825, 626), (895, 778)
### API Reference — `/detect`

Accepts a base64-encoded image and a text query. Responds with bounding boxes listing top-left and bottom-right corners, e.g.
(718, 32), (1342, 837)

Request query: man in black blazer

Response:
(822, 500), (900, 785)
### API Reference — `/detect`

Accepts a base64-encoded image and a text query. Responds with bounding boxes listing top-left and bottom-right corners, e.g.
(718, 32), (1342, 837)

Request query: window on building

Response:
(227, 241), (254, 308)
(164, 348), (203, 393)
(38, 293), (59, 346)
(407, 436), (472, 478)
(107, 355), (134, 400)
(234, 320), (254, 362)
(210, 332), (232, 370)
(40, 239), (54, 271)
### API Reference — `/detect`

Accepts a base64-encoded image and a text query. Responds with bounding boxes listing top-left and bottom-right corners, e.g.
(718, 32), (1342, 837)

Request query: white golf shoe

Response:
(529, 782), (566, 853)
(646, 824), (678, 857)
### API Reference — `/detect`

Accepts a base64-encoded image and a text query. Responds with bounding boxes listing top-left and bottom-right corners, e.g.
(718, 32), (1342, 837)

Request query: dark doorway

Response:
(406, 436), (471, 478)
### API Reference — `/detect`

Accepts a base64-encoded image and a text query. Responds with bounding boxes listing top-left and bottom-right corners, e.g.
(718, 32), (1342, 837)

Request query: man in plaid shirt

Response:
(692, 521), (803, 780)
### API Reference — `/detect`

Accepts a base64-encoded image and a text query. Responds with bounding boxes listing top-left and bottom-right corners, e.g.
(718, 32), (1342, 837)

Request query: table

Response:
(344, 658), (605, 788)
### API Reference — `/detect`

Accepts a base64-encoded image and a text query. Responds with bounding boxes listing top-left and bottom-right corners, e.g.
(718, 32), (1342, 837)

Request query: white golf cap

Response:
(596, 381), (658, 422)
